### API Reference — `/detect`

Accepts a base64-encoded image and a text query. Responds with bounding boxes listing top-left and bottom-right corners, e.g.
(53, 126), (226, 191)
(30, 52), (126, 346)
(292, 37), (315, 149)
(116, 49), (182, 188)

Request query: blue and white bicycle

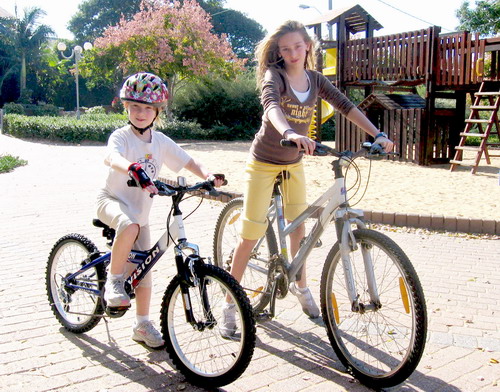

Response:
(46, 176), (256, 388)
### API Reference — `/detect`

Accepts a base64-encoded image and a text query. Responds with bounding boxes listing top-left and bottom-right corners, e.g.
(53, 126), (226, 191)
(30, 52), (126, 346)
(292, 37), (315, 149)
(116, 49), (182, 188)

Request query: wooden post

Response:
(422, 26), (441, 165)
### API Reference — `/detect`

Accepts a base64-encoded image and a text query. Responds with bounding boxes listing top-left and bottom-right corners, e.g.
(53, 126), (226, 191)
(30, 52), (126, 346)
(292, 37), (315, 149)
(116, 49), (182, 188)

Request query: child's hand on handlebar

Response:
(207, 174), (226, 188)
(128, 163), (158, 194)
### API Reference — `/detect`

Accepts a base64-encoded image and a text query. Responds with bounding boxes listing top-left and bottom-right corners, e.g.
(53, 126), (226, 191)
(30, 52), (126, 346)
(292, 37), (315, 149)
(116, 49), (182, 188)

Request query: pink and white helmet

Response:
(120, 72), (169, 107)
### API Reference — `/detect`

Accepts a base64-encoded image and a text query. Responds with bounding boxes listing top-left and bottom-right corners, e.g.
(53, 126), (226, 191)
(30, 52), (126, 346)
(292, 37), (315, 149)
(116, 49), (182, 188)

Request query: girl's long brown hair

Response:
(254, 20), (317, 91)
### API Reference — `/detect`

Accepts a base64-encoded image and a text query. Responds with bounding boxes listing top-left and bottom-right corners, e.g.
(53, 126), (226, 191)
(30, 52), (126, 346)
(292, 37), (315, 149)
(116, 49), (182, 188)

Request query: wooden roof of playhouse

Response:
(305, 4), (383, 35)
(358, 93), (426, 111)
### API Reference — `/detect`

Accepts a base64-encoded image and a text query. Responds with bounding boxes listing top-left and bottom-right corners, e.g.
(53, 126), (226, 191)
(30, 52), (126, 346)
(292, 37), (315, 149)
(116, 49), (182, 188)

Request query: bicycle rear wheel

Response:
(320, 229), (427, 388)
(213, 197), (277, 311)
(46, 234), (105, 333)
(160, 264), (256, 388)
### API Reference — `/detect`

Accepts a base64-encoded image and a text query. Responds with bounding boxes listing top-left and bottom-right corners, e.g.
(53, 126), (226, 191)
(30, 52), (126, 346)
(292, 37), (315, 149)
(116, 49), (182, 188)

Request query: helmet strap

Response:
(128, 112), (159, 135)
(129, 120), (154, 135)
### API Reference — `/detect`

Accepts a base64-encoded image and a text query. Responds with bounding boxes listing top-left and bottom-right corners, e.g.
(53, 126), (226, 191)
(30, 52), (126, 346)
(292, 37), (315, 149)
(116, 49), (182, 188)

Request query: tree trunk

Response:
(20, 53), (27, 92)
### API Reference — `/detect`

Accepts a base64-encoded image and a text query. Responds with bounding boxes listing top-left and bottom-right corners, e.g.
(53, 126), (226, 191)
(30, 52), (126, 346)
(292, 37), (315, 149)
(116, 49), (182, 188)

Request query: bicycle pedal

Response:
(254, 310), (273, 322)
(105, 305), (130, 318)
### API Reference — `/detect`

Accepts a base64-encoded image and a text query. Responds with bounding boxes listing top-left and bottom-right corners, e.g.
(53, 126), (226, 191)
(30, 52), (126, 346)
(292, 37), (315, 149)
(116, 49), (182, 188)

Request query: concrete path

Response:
(1, 134), (499, 391)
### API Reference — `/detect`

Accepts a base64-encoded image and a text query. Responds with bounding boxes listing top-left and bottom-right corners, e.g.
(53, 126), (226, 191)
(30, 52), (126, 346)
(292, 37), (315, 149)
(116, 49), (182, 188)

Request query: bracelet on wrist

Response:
(375, 132), (387, 139)
(283, 129), (296, 139)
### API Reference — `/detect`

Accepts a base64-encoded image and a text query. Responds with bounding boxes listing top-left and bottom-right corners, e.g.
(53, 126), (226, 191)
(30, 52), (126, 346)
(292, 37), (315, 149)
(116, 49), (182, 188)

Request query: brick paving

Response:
(1, 134), (499, 391)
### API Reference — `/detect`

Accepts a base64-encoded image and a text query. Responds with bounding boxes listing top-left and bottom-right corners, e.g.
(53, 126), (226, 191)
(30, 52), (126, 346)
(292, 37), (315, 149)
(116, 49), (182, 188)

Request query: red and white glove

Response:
(128, 163), (153, 189)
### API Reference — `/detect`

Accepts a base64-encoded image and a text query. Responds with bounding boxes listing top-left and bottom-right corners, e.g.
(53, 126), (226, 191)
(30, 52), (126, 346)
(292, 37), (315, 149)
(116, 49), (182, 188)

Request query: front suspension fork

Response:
(337, 215), (380, 312)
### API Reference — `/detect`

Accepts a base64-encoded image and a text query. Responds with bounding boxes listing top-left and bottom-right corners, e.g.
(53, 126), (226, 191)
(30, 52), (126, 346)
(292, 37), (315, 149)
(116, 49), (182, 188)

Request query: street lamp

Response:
(299, 4), (321, 14)
(299, 3), (333, 40)
(57, 41), (93, 119)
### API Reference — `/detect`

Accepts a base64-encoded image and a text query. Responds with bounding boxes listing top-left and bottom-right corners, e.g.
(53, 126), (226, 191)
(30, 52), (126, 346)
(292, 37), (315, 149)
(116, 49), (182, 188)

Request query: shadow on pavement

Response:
(255, 319), (462, 392)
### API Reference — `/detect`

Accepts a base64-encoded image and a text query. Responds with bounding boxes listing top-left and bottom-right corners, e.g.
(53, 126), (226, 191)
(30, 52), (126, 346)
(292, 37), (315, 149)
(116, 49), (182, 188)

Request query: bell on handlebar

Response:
(177, 176), (187, 187)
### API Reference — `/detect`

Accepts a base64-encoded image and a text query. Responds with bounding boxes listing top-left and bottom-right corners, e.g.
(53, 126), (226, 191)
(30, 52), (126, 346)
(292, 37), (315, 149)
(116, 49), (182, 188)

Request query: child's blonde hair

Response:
(255, 20), (317, 90)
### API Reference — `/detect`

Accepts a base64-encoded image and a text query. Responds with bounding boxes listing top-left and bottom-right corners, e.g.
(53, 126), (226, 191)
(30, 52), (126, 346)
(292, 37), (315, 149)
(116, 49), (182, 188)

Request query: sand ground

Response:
(168, 141), (500, 222)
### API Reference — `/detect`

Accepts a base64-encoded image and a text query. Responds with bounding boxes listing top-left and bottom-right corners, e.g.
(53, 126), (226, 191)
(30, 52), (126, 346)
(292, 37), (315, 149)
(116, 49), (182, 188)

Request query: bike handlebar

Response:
(127, 176), (229, 199)
(280, 139), (390, 159)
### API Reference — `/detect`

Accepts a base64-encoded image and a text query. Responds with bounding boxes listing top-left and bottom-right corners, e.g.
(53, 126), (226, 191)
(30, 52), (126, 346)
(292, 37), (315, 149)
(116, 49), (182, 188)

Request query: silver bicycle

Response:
(213, 141), (427, 388)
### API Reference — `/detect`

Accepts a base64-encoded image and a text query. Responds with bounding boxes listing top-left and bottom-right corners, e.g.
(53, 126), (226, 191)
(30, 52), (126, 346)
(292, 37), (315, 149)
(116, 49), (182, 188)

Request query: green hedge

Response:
(3, 114), (127, 143)
(2, 113), (226, 143)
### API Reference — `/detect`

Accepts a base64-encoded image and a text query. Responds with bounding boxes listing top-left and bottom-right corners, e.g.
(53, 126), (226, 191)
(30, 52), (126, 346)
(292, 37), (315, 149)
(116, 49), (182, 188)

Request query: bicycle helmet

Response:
(120, 72), (169, 108)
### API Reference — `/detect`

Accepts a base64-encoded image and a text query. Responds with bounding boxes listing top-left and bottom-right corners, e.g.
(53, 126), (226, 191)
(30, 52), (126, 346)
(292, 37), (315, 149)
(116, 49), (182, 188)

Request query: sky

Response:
(1, 0), (466, 40)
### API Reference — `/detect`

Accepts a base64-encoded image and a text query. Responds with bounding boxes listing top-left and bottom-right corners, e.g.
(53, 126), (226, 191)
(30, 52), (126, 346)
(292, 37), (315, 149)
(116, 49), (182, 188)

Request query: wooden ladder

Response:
(450, 81), (500, 174)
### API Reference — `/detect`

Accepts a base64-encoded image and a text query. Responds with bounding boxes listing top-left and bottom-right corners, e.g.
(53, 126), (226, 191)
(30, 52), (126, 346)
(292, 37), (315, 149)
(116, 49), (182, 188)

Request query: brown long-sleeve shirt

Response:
(250, 66), (355, 165)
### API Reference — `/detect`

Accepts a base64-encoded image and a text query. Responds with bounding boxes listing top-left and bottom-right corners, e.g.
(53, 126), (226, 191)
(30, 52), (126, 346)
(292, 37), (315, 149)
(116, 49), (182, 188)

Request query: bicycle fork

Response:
(337, 212), (381, 313)
(175, 244), (216, 331)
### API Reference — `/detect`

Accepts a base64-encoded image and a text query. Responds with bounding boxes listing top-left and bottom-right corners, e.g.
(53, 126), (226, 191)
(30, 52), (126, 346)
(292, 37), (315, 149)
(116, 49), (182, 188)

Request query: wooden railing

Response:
(343, 28), (434, 83)
(436, 32), (485, 86)
(341, 28), (493, 87)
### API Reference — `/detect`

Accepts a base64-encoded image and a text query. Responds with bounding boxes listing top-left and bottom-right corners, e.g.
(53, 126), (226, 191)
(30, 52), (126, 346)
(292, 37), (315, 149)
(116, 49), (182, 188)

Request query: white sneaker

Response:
(289, 283), (320, 319)
(104, 277), (130, 307)
(132, 320), (165, 348)
(220, 303), (237, 338)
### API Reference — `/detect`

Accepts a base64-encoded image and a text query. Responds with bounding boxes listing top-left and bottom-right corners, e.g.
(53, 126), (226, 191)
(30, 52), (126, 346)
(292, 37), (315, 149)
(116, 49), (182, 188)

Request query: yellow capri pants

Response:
(240, 159), (307, 240)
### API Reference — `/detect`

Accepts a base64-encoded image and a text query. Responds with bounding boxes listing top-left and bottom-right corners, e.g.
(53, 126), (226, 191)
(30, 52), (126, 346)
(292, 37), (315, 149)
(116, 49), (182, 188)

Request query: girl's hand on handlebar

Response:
(286, 131), (316, 156)
(374, 135), (394, 152)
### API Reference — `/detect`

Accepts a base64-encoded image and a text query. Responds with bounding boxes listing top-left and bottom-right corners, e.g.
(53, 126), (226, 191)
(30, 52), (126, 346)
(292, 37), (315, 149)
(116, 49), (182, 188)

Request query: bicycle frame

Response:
(266, 156), (380, 311)
(62, 179), (203, 304)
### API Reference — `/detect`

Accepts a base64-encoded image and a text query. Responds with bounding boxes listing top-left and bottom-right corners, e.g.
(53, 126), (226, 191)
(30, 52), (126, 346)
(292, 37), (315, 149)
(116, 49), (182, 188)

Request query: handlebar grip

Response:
(280, 139), (297, 148)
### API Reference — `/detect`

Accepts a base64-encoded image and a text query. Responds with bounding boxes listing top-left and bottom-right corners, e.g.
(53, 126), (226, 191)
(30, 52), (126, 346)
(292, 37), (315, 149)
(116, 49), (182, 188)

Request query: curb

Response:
(159, 176), (500, 236)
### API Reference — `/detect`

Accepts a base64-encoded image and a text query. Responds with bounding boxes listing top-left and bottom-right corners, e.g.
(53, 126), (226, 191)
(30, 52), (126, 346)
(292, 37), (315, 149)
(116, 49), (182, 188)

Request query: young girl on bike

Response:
(97, 72), (223, 348)
(224, 21), (394, 326)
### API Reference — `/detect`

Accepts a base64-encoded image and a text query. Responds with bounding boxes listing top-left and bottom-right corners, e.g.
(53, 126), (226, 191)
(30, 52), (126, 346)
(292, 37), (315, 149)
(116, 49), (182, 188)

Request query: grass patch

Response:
(0, 154), (28, 173)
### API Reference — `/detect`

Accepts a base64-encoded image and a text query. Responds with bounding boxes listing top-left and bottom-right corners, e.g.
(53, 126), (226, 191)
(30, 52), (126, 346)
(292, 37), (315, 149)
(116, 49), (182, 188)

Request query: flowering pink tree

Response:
(81, 0), (244, 113)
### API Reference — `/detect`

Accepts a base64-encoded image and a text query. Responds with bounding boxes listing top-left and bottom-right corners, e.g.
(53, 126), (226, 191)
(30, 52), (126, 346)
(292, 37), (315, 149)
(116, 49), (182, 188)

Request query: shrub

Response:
(3, 103), (25, 115)
(2, 102), (59, 116)
(174, 72), (261, 139)
(3, 113), (127, 143)
(157, 118), (204, 139)
(0, 154), (28, 173)
(86, 106), (107, 114)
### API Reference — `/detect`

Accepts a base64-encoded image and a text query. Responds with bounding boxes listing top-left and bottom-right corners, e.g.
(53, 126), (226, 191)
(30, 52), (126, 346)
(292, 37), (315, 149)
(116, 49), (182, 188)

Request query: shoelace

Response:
(141, 322), (162, 338)
(110, 279), (125, 293)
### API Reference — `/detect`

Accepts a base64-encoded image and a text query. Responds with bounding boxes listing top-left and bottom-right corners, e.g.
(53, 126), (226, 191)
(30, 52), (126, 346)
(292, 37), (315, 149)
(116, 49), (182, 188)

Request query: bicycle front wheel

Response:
(320, 229), (427, 388)
(46, 234), (105, 333)
(213, 197), (278, 311)
(160, 264), (256, 388)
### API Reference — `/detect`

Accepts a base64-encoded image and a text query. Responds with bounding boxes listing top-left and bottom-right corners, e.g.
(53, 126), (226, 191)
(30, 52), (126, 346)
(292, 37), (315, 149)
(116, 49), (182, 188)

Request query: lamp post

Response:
(299, 3), (333, 40)
(57, 42), (93, 119)
(299, 4), (321, 15)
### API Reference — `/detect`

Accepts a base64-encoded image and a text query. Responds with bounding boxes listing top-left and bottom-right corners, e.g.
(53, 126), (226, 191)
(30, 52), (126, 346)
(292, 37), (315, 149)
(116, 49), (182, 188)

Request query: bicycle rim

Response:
(320, 229), (427, 388)
(46, 234), (104, 333)
(213, 197), (277, 311)
(161, 265), (255, 388)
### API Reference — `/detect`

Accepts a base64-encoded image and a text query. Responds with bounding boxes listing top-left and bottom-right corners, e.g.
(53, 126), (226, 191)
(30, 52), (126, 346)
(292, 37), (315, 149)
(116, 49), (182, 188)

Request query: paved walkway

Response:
(0, 134), (499, 391)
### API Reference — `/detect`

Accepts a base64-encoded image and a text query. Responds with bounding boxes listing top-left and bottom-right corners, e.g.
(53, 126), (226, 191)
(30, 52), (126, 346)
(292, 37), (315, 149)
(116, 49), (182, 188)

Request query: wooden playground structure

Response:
(306, 4), (500, 173)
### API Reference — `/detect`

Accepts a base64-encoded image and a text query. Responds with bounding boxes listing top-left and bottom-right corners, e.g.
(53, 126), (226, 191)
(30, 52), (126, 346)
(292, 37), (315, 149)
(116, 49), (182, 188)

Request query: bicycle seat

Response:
(93, 219), (116, 244)
(275, 171), (290, 184)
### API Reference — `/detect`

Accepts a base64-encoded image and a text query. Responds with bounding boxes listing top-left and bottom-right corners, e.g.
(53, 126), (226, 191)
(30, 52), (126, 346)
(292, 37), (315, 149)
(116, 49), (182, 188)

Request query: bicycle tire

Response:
(46, 234), (105, 333)
(320, 229), (427, 388)
(213, 197), (278, 311)
(160, 264), (256, 388)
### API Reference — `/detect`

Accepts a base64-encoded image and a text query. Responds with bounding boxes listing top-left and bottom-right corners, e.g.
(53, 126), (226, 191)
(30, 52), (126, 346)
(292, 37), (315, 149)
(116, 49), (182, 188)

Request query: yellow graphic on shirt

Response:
(280, 97), (315, 125)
